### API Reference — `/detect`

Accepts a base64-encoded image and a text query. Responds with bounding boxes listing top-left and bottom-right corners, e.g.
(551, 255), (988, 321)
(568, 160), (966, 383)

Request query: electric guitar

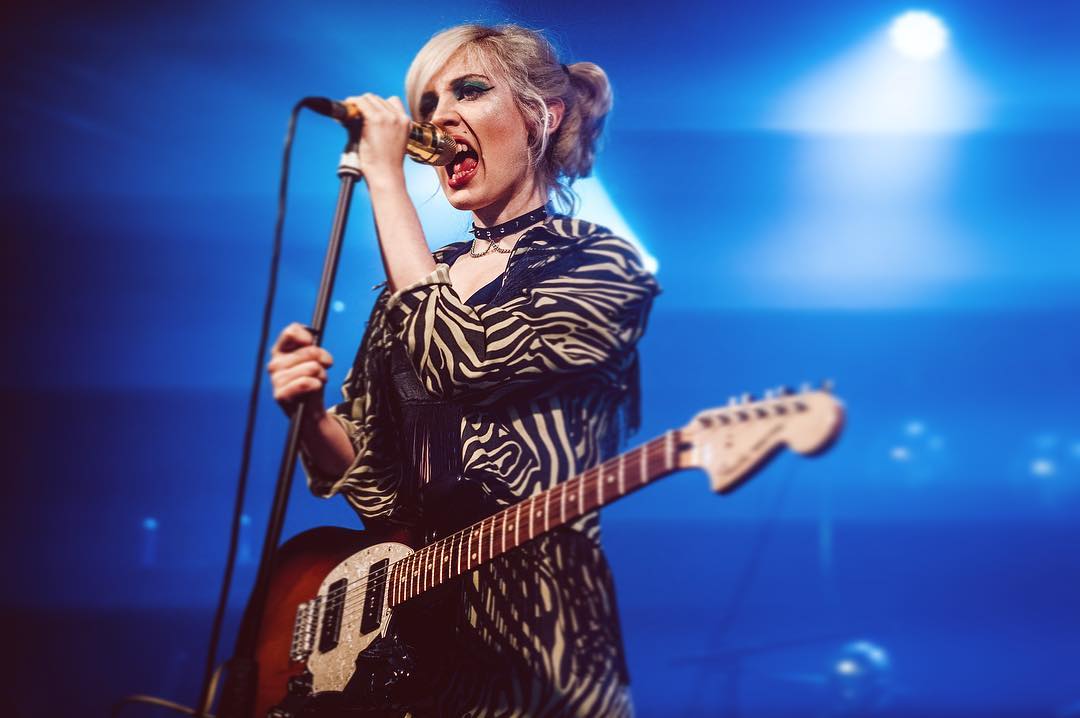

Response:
(244, 386), (844, 717)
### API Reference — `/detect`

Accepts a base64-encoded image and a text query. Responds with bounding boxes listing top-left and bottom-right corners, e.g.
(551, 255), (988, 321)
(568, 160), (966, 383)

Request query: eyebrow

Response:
(449, 73), (492, 85)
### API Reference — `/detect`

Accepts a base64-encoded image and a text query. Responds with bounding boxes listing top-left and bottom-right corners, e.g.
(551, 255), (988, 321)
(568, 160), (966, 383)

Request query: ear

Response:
(545, 99), (566, 135)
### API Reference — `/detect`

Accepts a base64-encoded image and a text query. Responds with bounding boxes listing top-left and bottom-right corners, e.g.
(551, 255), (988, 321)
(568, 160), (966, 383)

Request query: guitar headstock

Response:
(675, 383), (844, 494)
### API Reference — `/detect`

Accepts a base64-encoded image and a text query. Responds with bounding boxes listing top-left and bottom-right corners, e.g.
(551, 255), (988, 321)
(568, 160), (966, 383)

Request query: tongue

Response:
(455, 156), (478, 175)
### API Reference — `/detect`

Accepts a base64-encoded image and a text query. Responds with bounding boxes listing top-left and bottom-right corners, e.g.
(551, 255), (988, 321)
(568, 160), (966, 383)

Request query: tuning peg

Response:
(799, 381), (812, 393)
(764, 389), (775, 400)
(821, 379), (835, 393)
(777, 385), (794, 396)
(727, 396), (738, 407)
(741, 392), (754, 404)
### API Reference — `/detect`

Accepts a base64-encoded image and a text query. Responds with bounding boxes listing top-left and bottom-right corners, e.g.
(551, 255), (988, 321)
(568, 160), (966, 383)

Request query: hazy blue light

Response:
(905, 420), (927, 437)
(767, 25), (986, 134)
(573, 175), (658, 274)
(1031, 459), (1056, 477)
(836, 658), (860, 675)
(1033, 433), (1059, 450)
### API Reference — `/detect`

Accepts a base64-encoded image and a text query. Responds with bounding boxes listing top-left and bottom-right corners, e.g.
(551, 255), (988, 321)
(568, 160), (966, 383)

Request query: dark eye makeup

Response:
(454, 79), (493, 100)
(418, 75), (493, 120)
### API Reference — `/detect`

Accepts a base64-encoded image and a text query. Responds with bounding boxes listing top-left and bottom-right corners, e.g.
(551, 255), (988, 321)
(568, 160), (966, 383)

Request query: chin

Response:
(441, 185), (488, 212)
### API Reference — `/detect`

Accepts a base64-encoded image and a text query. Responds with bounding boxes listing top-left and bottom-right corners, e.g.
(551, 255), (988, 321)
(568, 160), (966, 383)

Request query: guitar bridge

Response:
(289, 595), (322, 663)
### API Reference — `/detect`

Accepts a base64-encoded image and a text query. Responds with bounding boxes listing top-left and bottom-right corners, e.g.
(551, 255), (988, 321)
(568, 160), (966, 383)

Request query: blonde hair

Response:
(405, 24), (613, 212)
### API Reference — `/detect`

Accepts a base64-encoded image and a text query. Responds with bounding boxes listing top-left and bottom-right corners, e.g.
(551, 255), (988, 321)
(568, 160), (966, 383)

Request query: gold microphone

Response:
(300, 96), (457, 166)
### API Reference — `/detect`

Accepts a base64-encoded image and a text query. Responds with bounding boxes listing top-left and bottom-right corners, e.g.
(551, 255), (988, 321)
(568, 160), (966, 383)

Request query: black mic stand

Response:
(214, 123), (364, 718)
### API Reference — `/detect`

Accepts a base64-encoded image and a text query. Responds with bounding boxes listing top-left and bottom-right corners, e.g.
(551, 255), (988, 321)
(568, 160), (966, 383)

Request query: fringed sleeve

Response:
(300, 289), (406, 525)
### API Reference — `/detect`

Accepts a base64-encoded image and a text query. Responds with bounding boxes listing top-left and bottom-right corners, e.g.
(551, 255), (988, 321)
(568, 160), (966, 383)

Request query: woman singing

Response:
(268, 23), (659, 717)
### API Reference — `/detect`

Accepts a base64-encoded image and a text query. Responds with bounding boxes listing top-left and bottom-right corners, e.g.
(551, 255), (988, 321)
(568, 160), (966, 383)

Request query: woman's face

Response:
(417, 51), (538, 217)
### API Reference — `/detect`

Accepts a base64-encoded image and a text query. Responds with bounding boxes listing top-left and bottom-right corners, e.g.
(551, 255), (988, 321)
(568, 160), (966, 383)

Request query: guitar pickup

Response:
(360, 558), (389, 635)
(317, 578), (348, 654)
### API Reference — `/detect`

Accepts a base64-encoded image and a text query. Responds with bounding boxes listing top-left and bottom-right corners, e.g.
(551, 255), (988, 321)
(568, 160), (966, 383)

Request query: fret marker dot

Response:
(607, 475), (613, 483)
(536, 510), (542, 517)
(472, 554), (477, 560)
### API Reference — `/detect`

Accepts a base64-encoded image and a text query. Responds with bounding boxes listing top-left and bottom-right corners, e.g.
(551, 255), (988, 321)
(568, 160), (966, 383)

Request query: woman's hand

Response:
(343, 93), (411, 186)
(268, 322), (334, 416)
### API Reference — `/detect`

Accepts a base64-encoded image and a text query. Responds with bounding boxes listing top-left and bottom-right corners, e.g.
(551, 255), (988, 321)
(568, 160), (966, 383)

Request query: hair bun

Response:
(551, 61), (612, 183)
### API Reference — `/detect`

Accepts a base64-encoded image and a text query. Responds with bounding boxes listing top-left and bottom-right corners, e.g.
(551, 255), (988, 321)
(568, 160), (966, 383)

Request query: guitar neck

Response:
(387, 430), (684, 607)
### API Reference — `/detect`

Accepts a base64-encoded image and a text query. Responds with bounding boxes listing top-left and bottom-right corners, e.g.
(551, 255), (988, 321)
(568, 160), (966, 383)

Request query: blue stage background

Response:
(3, 1), (1079, 716)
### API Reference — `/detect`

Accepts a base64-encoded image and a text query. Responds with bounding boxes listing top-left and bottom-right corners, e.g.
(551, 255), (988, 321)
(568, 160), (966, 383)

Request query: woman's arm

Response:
(272, 302), (403, 520)
(297, 404), (356, 478)
(347, 93), (436, 292)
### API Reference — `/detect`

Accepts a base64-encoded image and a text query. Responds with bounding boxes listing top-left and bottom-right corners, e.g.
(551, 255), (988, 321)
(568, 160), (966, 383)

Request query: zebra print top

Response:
(305, 215), (660, 717)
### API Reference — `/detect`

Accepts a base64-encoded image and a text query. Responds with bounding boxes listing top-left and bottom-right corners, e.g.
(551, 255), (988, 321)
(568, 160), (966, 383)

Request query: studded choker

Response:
(469, 205), (548, 241)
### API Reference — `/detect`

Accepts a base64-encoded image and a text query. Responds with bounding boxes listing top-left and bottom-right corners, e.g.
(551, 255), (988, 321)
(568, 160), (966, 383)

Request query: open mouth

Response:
(447, 139), (479, 189)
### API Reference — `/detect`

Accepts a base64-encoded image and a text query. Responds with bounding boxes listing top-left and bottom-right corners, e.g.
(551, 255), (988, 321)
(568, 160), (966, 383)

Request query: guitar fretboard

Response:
(386, 430), (683, 608)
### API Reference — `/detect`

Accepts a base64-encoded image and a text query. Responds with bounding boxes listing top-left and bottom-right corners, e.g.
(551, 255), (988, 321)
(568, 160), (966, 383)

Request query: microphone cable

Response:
(115, 98), (338, 717)
(192, 99), (306, 717)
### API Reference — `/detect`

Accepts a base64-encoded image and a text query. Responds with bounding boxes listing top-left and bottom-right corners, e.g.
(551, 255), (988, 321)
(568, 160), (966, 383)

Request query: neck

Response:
(387, 430), (683, 608)
(472, 183), (548, 228)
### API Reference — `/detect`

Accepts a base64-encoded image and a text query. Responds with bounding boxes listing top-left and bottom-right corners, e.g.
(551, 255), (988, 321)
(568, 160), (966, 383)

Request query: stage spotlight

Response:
(889, 10), (949, 60)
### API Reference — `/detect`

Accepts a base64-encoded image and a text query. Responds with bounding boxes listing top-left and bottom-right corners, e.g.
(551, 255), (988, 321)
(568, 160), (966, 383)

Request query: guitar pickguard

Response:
(305, 541), (414, 695)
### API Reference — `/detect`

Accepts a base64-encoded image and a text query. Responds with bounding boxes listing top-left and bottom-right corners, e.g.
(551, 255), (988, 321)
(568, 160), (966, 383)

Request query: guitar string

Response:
(328, 443), (670, 627)
(329, 457), (666, 629)
(325, 440), (676, 628)
(328, 434), (678, 626)
(285, 439), (667, 644)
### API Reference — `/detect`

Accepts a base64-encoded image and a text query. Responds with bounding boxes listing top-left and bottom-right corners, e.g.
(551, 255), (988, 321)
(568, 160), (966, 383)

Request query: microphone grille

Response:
(408, 123), (458, 166)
